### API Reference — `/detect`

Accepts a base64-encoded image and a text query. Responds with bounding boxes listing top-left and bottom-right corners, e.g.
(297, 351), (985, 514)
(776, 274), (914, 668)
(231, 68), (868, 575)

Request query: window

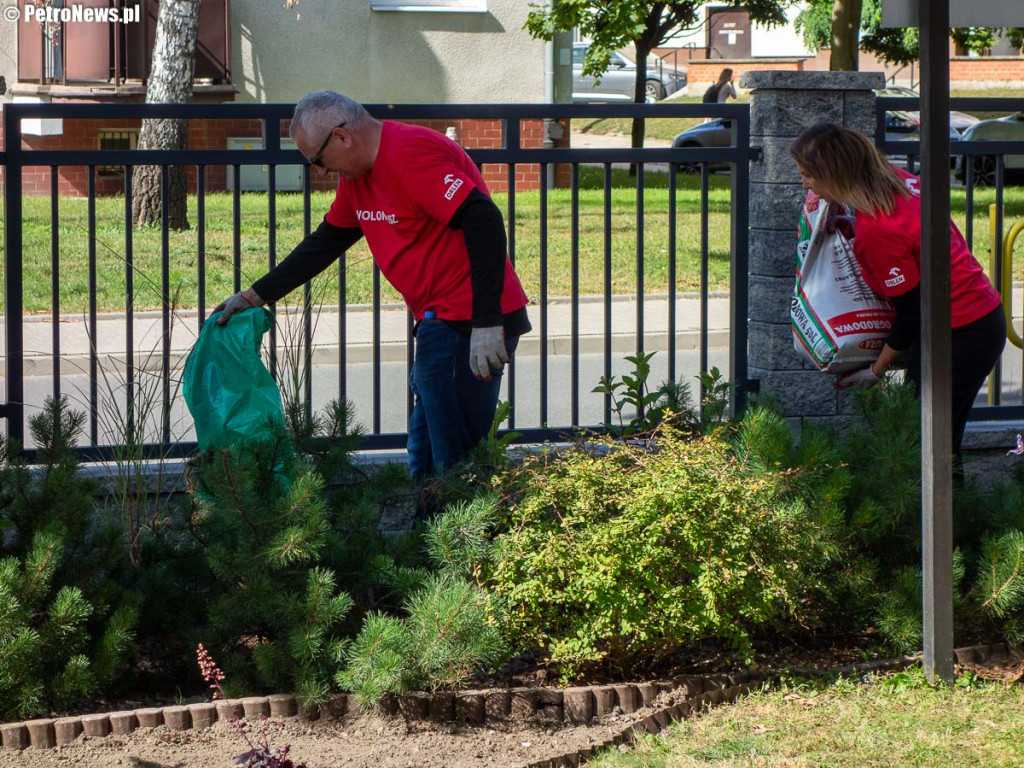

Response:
(371, 0), (486, 11)
(97, 129), (138, 177)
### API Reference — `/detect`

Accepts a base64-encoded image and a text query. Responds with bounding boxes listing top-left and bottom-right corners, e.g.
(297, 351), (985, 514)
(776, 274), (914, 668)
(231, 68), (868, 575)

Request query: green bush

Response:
(489, 414), (830, 680)
(0, 397), (137, 719)
(340, 495), (508, 707)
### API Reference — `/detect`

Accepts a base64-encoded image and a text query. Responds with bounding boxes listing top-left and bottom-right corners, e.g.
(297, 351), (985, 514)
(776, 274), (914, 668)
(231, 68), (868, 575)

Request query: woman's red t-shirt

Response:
(852, 167), (1000, 328)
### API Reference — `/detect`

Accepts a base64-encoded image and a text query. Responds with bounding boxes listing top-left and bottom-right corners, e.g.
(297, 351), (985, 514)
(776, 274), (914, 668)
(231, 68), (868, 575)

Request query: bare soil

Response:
(3, 702), (663, 768)
(0, 641), (891, 767)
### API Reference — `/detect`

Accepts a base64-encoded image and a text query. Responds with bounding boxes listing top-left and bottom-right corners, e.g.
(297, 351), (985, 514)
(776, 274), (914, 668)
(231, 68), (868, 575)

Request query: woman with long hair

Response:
(790, 122), (1004, 467)
(711, 67), (737, 103)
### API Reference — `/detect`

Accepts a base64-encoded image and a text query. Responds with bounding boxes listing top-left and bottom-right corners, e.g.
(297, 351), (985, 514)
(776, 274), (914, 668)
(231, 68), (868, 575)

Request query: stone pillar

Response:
(738, 71), (885, 428)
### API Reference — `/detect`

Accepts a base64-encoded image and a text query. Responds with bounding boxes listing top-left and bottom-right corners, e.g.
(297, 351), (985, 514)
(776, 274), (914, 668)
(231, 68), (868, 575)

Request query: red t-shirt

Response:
(852, 167), (1000, 328)
(325, 121), (528, 322)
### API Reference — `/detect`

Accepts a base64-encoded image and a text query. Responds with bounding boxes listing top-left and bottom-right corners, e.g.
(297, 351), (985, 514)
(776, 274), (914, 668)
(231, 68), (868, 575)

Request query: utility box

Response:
(225, 137), (305, 192)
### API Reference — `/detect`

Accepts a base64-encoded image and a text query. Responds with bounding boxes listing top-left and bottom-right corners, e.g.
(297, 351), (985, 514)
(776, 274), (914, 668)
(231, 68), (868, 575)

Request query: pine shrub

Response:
(340, 495), (507, 707)
(186, 399), (415, 710)
(0, 397), (137, 719)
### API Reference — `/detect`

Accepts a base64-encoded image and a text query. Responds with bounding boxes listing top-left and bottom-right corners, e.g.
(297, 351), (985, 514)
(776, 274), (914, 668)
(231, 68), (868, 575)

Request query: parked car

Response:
(877, 86), (980, 135)
(882, 109), (961, 168)
(572, 42), (686, 104)
(670, 110), (956, 175)
(955, 112), (1024, 186)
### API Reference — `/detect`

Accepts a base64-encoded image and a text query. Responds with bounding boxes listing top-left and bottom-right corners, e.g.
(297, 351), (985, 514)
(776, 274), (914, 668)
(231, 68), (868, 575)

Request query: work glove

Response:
(213, 288), (265, 326)
(834, 364), (881, 391)
(469, 326), (509, 381)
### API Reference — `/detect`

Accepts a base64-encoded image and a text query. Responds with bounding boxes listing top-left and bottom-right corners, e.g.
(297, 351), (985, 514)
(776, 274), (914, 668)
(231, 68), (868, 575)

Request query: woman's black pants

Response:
(905, 304), (1006, 461)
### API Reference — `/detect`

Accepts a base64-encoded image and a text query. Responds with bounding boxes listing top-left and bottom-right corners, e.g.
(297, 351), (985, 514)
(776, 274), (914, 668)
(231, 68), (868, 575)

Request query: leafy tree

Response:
(523, 1), (790, 151)
(796, 0), (1006, 69)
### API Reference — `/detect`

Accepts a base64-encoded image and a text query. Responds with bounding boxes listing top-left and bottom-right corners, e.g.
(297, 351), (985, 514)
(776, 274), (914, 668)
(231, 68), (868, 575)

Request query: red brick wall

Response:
(682, 51), (1024, 90)
(686, 58), (807, 88)
(4, 116), (570, 197)
(949, 56), (1024, 85)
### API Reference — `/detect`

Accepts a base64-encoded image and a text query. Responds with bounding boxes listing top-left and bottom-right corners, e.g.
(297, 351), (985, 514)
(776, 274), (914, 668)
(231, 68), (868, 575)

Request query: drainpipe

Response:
(543, 0), (556, 189)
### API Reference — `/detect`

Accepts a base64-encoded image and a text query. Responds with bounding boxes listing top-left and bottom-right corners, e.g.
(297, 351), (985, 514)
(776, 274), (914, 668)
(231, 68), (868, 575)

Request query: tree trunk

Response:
(630, 42), (653, 177)
(829, 0), (863, 71)
(132, 0), (202, 230)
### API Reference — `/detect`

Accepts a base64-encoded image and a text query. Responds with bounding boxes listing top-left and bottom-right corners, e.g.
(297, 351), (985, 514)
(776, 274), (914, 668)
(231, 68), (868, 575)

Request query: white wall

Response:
(656, 2), (815, 58)
(0, 0), (571, 106)
(750, 14), (814, 58)
(233, 0), (571, 104)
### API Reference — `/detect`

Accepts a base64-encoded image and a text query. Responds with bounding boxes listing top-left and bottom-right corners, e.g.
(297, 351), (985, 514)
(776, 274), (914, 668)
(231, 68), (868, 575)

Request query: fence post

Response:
(2, 104), (25, 448)
(739, 70), (885, 429)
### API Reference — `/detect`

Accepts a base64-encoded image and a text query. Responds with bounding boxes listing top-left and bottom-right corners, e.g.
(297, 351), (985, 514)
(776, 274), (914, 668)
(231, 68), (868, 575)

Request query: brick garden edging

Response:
(0, 671), (749, 752)
(0, 645), (998, 756)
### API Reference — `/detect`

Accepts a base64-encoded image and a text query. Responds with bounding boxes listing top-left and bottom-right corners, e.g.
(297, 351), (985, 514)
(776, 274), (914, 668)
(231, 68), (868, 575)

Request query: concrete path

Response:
(3, 294), (732, 378)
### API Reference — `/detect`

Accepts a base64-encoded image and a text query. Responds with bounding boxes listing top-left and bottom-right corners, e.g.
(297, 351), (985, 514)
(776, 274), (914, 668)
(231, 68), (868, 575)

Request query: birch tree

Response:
(131, 0), (202, 230)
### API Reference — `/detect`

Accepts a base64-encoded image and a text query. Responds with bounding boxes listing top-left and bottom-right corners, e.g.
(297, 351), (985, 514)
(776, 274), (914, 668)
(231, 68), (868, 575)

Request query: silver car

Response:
(956, 112), (1024, 186)
(572, 43), (686, 104)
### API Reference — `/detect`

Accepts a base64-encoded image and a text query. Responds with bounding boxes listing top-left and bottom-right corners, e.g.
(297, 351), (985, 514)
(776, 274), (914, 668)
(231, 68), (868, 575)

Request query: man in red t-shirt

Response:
(215, 91), (531, 484)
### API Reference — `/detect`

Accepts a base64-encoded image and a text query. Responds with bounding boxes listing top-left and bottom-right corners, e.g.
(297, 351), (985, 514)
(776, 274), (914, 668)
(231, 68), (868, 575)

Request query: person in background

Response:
(214, 91), (531, 484)
(790, 122), (1004, 474)
(703, 68), (737, 104)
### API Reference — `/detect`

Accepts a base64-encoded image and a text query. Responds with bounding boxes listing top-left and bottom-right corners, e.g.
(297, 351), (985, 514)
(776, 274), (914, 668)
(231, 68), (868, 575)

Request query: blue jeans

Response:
(407, 319), (519, 480)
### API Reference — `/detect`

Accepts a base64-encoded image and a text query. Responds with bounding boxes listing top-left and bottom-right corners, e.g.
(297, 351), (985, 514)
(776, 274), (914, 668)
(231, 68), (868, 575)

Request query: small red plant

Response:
(196, 643), (308, 768)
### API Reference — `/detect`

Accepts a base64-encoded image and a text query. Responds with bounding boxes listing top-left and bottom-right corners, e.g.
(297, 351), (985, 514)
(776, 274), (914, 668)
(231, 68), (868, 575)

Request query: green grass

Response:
(1, 168), (735, 315)
(4, 155), (1024, 316)
(590, 669), (1024, 768)
(951, 88), (1024, 121)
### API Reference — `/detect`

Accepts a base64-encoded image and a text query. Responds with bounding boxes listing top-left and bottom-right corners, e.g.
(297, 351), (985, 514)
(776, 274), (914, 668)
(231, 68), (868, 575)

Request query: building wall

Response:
(950, 56), (1024, 89)
(749, 16), (814, 59)
(0, 11), (15, 103)
(9, 116), (571, 196)
(232, 0), (570, 104)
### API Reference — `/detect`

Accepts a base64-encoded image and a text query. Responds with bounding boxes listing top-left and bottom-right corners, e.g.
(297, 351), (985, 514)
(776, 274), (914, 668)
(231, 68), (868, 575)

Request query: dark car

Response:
(877, 86), (979, 135)
(671, 111), (956, 175)
(573, 42), (686, 104)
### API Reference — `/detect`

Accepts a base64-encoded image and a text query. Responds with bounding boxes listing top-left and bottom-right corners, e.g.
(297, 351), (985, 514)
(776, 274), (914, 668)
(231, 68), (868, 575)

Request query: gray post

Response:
(739, 70), (885, 429)
(918, 0), (955, 685)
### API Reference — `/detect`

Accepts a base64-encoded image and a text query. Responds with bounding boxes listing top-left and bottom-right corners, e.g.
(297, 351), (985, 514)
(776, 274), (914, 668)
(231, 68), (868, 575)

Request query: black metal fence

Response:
(876, 94), (1024, 420)
(0, 101), (753, 460)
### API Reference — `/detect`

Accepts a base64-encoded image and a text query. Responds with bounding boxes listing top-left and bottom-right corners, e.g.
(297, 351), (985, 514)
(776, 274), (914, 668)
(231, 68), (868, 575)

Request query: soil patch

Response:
(3, 701), (668, 768)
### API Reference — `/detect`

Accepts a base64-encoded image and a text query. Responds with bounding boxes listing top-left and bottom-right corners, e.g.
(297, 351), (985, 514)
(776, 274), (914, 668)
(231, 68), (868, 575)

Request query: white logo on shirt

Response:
(356, 209), (398, 225)
(884, 267), (906, 288)
(905, 177), (920, 196)
(443, 173), (464, 200)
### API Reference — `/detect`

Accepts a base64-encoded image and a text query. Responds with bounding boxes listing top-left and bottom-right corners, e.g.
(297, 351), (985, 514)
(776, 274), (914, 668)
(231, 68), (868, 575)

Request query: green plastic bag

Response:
(183, 307), (285, 450)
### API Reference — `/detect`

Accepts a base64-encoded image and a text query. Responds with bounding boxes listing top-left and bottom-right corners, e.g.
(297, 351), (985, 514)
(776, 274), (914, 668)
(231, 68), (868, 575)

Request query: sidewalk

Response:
(3, 295), (732, 378)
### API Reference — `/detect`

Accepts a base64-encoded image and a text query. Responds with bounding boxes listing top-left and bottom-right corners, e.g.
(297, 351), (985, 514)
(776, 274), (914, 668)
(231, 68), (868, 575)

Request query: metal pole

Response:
(919, 0), (955, 684)
(3, 106), (26, 448)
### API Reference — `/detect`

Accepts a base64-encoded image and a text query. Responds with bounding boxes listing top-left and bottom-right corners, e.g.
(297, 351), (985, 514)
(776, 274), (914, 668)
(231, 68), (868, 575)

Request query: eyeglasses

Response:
(309, 122), (346, 167)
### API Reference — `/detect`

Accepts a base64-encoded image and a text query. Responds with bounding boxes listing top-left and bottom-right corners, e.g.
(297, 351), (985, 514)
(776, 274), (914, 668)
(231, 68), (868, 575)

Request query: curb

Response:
(0, 694), (298, 751)
(4, 330), (730, 379)
(0, 646), (990, 754)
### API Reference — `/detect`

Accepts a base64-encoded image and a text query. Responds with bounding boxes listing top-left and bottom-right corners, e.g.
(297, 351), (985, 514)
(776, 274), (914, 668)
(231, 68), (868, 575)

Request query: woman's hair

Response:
(789, 122), (909, 216)
(290, 91), (371, 143)
(717, 68), (733, 87)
